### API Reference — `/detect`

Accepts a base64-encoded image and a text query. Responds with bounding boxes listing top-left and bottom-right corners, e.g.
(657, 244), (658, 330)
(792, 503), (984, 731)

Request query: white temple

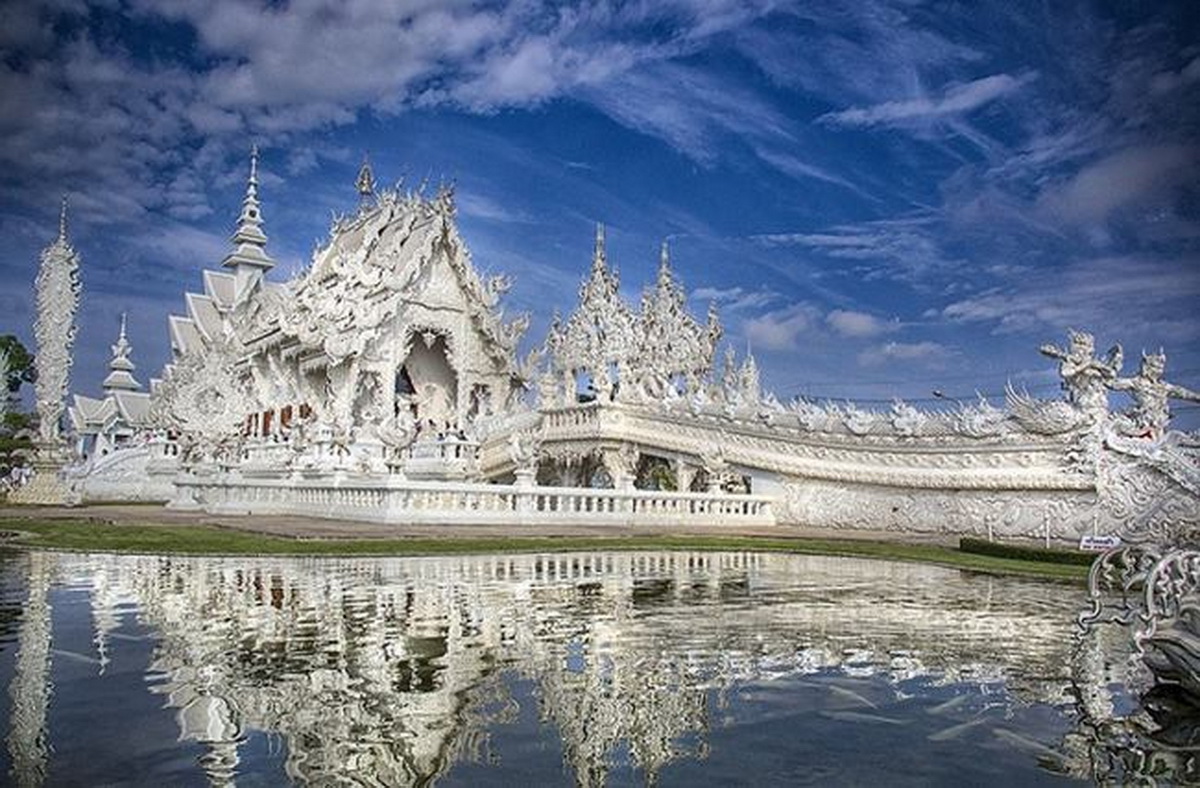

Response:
(70, 314), (152, 461)
(37, 150), (1198, 542)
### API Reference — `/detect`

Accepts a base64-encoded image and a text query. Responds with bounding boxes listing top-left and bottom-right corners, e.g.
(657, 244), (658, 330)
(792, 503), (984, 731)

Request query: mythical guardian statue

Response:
(1039, 329), (1122, 423)
(1110, 351), (1200, 440)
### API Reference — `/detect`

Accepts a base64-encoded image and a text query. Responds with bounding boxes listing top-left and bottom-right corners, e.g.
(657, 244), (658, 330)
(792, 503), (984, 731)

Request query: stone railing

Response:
(241, 438), (294, 472)
(405, 436), (479, 480)
(170, 474), (775, 527)
(542, 402), (602, 434)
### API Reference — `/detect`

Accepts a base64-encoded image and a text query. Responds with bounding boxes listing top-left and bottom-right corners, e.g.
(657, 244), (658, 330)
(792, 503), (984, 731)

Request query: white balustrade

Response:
(174, 474), (774, 527)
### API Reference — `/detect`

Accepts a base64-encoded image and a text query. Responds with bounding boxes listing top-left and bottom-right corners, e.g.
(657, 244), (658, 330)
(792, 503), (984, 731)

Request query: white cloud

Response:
(456, 191), (533, 224)
(826, 309), (890, 338)
(857, 341), (949, 368)
(821, 73), (1033, 128)
(743, 303), (820, 352)
(1036, 143), (1197, 226)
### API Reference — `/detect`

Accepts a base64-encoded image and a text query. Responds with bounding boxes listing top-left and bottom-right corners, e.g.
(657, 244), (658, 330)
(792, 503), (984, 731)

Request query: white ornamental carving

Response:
(1039, 328), (1122, 424)
(32, 199), (81, 444)
(1109, 350), (1200, 439)
(150, 339), (250, 448)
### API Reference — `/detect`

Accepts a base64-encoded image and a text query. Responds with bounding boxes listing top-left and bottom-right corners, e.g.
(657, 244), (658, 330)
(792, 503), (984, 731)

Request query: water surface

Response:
(0, 549), (1129, 785)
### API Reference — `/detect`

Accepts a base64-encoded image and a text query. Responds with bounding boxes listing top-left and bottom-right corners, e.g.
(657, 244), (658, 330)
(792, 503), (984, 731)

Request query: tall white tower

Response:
(10, 197), (82, 504)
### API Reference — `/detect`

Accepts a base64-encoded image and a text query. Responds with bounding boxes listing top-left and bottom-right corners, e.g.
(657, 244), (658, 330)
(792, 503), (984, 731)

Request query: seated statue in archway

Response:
(416, 380), (454, 429)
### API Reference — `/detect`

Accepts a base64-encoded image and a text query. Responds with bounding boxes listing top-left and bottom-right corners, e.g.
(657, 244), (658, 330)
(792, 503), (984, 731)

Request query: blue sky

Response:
(1, 0), (1198, 421)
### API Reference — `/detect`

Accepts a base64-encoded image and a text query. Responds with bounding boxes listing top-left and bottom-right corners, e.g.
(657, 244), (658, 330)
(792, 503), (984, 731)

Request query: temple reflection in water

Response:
(0, 550), (1134, 785)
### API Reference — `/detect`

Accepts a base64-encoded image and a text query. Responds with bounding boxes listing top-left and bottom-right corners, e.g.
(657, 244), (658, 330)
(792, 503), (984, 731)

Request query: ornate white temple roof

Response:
(148, 151), (527, 442)
(201, 270), (236, 311)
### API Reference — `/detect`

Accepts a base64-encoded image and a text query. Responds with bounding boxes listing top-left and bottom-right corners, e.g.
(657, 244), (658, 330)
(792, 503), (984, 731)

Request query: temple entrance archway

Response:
(399, 332), (457, 430)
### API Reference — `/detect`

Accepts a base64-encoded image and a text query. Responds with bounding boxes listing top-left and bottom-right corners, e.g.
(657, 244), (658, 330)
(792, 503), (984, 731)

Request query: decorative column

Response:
(10, 198), (82, 505)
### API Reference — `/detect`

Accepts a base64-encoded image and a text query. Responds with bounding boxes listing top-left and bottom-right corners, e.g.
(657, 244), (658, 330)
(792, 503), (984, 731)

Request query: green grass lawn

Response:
(0, 516), (1091, 582)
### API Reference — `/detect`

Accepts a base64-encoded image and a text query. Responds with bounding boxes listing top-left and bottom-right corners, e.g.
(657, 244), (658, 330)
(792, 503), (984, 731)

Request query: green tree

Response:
(0, 334), (35, 393)
(0, 335), (35, 479)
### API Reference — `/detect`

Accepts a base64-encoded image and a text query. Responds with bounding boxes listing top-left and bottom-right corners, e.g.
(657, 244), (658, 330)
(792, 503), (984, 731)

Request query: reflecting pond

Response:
(0, 549), (1144, 786)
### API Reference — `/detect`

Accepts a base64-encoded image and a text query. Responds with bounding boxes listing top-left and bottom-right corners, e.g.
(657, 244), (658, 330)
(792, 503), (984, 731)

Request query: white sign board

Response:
(1079, 535), (1122, 552)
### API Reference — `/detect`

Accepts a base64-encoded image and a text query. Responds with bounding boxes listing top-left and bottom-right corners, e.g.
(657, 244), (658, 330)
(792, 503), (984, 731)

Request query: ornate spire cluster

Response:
(222, 146), (275, 300)
(639, 238), (721, 384)
(32, 196), (81, 444)
(546, 228), (721, 402)
(102, 313), (140, 392)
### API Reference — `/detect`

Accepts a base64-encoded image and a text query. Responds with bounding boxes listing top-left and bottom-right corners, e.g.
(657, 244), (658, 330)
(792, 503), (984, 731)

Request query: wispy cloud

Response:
(753, 217), (963, 284)
(691, 286), (780, 312)
(754, 147), (873, 197)
(821, 73), (1034, 128)
(456, 191), (535, 224)
(582, 61), (792, 164)
(939, 255), (1200, 343)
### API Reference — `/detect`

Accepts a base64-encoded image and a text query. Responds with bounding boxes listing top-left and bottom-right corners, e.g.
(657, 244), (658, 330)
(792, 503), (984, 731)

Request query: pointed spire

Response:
(58, 195), (69, 244)
(592, 223), (607, 270)
(657, 238), (675, 289)
(707, 299), (722, 334)
(102, 312), (140, 392)
(222, 145), (275, 300)
(356, 154), (376, 207)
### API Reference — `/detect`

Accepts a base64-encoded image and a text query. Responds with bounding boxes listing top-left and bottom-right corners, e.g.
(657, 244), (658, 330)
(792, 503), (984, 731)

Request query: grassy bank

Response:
(0, 517), (1091, 582)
